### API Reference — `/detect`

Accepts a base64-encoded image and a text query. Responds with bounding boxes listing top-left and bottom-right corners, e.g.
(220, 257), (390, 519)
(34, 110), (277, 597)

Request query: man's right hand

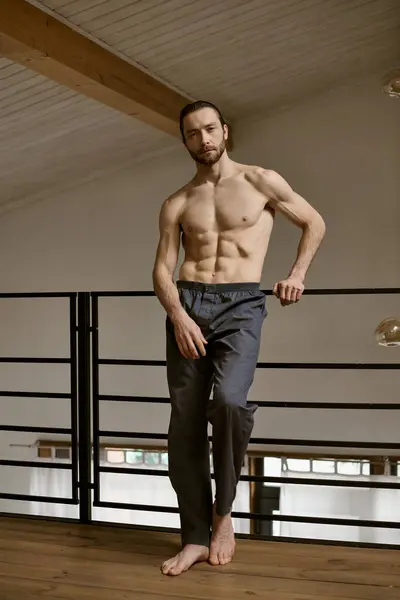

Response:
(172, 312), (208, 359)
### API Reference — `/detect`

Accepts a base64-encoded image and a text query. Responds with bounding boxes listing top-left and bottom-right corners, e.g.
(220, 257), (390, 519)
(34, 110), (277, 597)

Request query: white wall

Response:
(0, 74), (399, 530)
(278, 474), (400, 545)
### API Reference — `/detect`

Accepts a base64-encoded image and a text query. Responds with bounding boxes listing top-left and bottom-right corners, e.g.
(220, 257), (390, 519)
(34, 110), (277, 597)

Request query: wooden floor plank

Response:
(0, 517), (398, 600)
(0, 517), (398, 562)
(2, 576), (381, 600)
(0, 516), (398, 564)
(0, 538), (398, 589)
(0, 548), (397, 599)
(0, 535), (398, 575)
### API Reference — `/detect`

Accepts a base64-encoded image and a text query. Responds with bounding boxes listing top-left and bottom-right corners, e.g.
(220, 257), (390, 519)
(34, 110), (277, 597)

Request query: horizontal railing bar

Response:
(93, 501), (400, 528)
(297, 288), (400, 295)
(92, 288), (400, 297)
(0, 425), (71, 434)
(97, 359), (400, 369)
(248, 439), (400, 449)
(0, 493), (78, 504)
(90, 519), (400, 550)
(99, 359), (162, 366)
(98, 431), (400, 449)
(98, 395), (400, 410)
(0, 460), (72, 470)
(100, 395), (169, 403)
(255, 402), (400, 409)
(232, 512), (400, 528)
(99, 430), (167, 440)
(0, 292), (76, 299)
(99, 466), (400, 489)
(100, 467), (169, 477)
(0, 357), (71, 364)
(235, 513), (400, 528)
(0, 391), (71, 399)
(93, 291), (155, 297)
(5, 289), (398, 300)
(257, 363), (400, 370)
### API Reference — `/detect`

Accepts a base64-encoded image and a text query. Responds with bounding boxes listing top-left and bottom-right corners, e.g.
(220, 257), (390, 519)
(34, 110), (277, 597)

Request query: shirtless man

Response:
(152, 101), (326, 576)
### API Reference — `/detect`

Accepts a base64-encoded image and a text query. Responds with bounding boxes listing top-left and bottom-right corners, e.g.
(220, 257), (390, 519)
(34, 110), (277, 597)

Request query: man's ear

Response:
(225, 123), (234, 151)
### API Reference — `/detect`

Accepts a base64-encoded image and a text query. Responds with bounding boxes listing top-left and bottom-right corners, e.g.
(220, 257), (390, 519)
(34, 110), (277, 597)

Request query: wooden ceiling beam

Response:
(0, 0), (192, 137)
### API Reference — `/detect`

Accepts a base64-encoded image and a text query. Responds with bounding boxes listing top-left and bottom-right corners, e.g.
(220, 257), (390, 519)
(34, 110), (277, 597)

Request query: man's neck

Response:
(194, 153), (236, 185)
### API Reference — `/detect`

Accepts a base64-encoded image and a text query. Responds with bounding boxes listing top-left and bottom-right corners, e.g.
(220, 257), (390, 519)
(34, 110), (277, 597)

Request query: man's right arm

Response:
(152, 195), (185, 323)
(152, 195), (207, 359)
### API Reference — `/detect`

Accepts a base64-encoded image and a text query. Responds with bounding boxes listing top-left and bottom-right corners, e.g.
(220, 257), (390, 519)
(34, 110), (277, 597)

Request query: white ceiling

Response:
(37, 0), (400, 116)
(0, 56), (177, 216)
(0, 0), (399, 216)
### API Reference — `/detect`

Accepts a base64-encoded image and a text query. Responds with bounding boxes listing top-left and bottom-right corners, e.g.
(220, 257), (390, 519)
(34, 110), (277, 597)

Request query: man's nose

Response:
(200, 131), (210, 144)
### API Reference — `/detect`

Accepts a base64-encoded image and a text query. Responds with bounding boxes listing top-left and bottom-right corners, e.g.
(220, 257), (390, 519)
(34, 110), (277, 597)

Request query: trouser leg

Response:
(166, 317), (214, 547)
(207, 290), (266, 516)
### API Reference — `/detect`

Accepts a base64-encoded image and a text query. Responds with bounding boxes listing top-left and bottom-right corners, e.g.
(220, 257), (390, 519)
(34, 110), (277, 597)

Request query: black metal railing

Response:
(0, 286), (399, 548)
(89, 287), (400, 546)
(0, 292), (80, 508)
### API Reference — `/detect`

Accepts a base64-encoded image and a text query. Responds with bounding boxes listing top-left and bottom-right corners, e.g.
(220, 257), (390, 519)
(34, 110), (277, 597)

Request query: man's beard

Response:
(188, 139), (226, 166)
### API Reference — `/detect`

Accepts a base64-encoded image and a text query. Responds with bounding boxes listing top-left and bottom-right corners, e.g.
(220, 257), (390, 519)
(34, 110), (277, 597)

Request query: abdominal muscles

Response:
(179, 219), (272, 284)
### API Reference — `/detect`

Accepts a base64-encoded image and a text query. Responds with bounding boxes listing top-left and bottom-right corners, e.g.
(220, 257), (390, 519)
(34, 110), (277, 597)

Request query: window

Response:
(107, 450), (125, 464)
(103, 448), (168, 467)
(284, 459), (311, 472)
(337, 460), (370, 476)
(54, 448), (70, 460)
(263, 457), (282, 487)
(264, 456), (374, 484)
(312, 460), (336, 474)
(37, 446), (71, 461)
(126, 450), (143, 465)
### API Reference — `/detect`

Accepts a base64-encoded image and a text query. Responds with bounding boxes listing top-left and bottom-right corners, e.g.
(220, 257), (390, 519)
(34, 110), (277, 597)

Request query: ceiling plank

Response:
(0, 0), (192, 137)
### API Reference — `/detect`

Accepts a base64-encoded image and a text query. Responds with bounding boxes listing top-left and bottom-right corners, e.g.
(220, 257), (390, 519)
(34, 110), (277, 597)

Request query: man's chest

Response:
(181, 181), (266, 234)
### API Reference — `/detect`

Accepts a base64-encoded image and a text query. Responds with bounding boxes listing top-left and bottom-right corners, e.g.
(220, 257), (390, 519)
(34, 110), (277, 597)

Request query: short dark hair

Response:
(179, 100), (226, 140)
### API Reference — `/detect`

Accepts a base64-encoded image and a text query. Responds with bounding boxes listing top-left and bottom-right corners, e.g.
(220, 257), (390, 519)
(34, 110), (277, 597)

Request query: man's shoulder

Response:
(162, 183), (191, 212)
(243, 165), (282, 183)
(242, 165), (285, 194)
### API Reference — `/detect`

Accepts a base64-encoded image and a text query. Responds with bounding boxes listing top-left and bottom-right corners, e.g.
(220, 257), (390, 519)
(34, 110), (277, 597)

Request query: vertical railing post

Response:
(77, 292), (92, 523)
(69, 294), (79, 503)
(91, 294), (100, 505)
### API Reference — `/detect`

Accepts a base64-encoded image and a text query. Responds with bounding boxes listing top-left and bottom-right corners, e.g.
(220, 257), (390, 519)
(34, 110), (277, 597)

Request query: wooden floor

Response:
(0, 517), (399, 599)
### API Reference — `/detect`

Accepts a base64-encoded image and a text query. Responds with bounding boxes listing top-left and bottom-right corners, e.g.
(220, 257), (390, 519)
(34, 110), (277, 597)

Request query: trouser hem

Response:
(215, 504), (232, 517)
(182, 535), (211, 548)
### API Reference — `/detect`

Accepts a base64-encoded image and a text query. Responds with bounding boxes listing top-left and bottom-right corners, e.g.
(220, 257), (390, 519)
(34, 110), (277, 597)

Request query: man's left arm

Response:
(260, 169), (326, 306)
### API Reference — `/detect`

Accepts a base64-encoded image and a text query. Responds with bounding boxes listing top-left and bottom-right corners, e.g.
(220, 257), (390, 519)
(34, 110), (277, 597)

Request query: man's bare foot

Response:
(209, 504), (235, 566)
(161, 544), (209, 576)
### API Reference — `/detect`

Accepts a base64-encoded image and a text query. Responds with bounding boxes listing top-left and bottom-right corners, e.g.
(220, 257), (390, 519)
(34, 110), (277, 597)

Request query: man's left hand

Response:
(273, 277), (305, 306)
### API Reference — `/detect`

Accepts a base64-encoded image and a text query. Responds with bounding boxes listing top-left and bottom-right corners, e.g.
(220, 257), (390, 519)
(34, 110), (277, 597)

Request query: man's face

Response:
(182, 107), (228, 165)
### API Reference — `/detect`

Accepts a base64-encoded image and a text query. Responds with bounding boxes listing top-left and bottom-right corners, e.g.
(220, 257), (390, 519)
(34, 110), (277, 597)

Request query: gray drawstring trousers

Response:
(165, 280), (267, 547)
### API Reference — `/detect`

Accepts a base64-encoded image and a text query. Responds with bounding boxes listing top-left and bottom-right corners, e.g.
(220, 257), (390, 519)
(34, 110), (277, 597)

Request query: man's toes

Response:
(208, 554), (220, 566)
(164, 565), (177, 576)
(168, 561), (187, 576)
(161, 560), (174, 575)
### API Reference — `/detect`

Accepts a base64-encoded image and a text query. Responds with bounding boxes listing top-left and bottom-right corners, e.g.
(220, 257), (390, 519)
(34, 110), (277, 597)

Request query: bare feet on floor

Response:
(161, 544), (209, 576)
(209, 504), (235, 566)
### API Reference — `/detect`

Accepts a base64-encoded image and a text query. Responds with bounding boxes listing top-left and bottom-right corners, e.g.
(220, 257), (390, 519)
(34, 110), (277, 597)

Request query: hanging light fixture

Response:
(382, 67), (400, 98)
(374, 318), (400, 347)
(377, 70), (399, 344)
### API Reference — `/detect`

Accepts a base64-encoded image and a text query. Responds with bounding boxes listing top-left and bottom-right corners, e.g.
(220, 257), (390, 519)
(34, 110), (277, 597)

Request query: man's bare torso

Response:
(174, 164), (274, 284)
